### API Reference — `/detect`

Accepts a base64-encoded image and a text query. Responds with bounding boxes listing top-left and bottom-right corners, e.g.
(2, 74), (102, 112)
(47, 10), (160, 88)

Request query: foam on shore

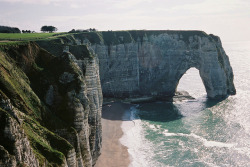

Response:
(120, 106), (154, 167)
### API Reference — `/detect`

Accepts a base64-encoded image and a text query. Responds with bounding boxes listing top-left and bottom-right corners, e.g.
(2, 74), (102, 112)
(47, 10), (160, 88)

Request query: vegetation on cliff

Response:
(0, 32), (68, 42)
(0, 41), (95, 166)
(0, 43), (69, 165)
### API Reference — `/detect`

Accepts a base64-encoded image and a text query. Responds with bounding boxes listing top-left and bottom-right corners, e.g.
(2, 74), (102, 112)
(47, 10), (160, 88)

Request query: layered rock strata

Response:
(0, 41), (102, 166)
(75, 30), (236, 99)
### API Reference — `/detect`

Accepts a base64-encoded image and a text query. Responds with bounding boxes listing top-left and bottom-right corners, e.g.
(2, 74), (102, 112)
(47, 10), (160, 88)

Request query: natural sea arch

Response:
(134, 49), (236, 100)
(96, 32), (236, 99)
(157, 61), (232, 99)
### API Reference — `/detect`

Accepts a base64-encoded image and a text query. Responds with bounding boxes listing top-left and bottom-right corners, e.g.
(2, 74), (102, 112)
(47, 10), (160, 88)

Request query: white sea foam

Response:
(163, 130), (235, 148)
(145, 122), (160, 132)
(234, 147), (250, 158)
(190, 133), (235, 148)
(120, 107), (154, 167)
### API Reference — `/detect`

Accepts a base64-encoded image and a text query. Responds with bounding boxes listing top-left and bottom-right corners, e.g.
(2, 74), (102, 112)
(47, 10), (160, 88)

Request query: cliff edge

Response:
(71, 30), (236, 99)
(0, 41), (102, 166)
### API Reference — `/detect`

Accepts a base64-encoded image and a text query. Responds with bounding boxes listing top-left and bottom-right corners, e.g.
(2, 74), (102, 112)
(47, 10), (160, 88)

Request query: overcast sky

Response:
(0, 0), (249, 42)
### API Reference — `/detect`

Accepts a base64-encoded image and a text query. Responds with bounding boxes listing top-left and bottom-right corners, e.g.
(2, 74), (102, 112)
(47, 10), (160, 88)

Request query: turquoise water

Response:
(121, 41), (250, 167)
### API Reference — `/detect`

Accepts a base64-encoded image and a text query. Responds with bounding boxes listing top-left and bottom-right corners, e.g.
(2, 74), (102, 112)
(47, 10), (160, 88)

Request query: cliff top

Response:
(0, 30), (218, 57)
(0, 32), (67, 42)
(0, 30), (211, 45)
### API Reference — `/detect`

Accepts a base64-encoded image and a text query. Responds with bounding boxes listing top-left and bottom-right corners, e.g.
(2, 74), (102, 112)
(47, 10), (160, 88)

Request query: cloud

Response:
(155, 0), (249, 16)
(70, 4), (80, 8)
(43, 15), (82, 22)
(0, 0), (114, 5)
(1, 0), (249, 41)
(0, 0), (59, 4)
(0, 0), (86, 5)
(114, 0), (152, 9)
(42, 9), (154, 22)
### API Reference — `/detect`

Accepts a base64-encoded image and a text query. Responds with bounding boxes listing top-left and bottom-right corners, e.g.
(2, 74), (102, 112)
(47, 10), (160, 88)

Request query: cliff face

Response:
(0, 41), (102, 166)
(74, 30), (235, 99)
(0, 30), (236, 166)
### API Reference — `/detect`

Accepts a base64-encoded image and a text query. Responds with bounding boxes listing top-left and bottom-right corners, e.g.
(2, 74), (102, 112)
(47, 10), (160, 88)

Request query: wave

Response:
(120, 107), (155, 167)
(163, 130), (235, 148)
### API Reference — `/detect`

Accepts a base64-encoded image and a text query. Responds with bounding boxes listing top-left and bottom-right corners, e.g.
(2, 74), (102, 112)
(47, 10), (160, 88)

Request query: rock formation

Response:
(0, 30), (236, 166)
(85, 30), (235, 99)
(0, 41), (102, 166)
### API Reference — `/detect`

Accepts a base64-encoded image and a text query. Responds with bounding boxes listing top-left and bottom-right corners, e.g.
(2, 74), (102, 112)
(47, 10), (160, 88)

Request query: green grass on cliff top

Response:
(0, 32), (68, 41)
(0, 30), (210, 46)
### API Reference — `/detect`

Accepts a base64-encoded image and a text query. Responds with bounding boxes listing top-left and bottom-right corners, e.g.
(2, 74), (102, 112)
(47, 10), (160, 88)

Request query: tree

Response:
(22, 30), (32, 33)
(69, 29), (76, 33)
(40, 25), (58, 33)
(0, 26), (21, 33)
(88, 28), (97, 32)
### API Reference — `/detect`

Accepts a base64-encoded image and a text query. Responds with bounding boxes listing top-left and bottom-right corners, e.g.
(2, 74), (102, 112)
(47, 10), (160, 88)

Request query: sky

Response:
(0, 0), (249, 42)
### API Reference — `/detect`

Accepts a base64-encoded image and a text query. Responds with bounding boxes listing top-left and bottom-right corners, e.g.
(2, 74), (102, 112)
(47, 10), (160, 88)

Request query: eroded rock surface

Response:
(0, 41), (102, 167)
(86, 31), (236, 99)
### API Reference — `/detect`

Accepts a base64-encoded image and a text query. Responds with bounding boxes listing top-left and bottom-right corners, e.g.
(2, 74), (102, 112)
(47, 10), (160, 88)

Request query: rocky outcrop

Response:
(75, 30), (236, 99)
(0, 41), (102, 166)
(0, 95), (39, 167)
(0, 30), (236, 166)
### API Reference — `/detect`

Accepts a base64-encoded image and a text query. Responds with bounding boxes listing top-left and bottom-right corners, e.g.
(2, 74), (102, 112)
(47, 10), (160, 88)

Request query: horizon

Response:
(0, 0), (249, 42)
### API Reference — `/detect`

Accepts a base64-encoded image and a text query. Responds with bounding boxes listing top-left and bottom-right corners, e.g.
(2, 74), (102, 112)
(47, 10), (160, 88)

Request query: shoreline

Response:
(95, 102), (133, 167)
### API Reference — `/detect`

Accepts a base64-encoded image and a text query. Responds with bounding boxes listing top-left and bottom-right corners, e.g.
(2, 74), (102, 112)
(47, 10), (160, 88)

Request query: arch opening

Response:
(176, 67), (206, 98)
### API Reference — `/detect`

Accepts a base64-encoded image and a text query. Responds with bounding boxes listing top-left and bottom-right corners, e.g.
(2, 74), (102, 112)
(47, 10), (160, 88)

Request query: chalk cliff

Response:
(0, 41), (102, 166)
(74, 30), (235, 99)
(0, 30), (236, 166)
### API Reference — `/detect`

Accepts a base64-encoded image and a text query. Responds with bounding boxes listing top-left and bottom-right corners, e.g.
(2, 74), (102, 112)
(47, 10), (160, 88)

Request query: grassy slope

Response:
(0, 44), (75, 166)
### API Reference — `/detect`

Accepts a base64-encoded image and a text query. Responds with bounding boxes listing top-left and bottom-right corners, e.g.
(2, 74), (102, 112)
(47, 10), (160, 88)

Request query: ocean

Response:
(120, 41), (250, 167)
